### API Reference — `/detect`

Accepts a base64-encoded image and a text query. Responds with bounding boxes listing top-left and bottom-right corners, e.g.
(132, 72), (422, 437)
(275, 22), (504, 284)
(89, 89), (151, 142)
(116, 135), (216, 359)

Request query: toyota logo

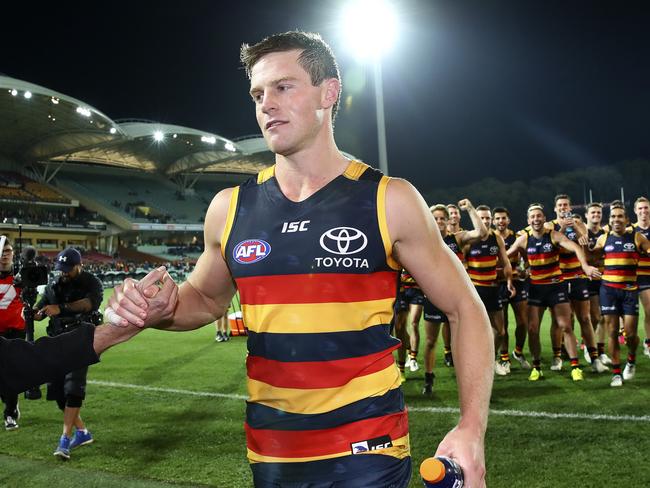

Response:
(320, 227), (368, 255)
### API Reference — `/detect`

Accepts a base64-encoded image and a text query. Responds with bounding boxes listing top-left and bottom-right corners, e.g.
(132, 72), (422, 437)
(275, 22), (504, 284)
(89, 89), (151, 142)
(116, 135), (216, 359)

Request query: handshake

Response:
(104, 266), (178, 329)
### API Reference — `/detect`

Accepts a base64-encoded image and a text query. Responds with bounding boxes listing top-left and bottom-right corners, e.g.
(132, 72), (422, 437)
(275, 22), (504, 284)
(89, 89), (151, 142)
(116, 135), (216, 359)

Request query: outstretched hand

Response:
(105, 266), (178, 328)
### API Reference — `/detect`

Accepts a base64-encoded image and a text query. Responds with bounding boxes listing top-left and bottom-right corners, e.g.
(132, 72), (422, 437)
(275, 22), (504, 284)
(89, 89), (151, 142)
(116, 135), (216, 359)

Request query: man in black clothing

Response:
(0, 322), (141, 396)
(34, 248), (103, 460)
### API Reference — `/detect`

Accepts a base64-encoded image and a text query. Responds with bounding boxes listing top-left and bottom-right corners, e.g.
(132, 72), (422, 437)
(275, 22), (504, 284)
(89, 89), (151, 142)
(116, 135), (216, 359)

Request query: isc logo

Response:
(233, 239), (271, 264)
(281, 220), (310, 233)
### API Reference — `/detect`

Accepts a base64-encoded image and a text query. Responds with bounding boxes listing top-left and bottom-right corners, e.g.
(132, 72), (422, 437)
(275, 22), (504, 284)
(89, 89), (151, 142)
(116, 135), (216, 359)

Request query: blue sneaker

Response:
(53, 435), (71, 460)
(70, 429), (94, 449)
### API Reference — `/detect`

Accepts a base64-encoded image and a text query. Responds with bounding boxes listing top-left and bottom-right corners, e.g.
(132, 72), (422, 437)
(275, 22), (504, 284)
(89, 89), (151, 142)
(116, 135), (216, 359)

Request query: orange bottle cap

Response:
(420, 457), (445, 483)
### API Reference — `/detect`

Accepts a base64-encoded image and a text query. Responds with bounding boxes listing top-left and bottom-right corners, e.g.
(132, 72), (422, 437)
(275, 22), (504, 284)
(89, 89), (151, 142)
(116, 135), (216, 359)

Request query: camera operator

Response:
(0, 236), (25, 430)
(34, 248), (103, 460)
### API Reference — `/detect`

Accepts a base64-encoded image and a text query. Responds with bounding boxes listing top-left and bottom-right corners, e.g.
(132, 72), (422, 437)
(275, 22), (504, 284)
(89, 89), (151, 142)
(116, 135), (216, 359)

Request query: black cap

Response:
(55, 248), (81, 272)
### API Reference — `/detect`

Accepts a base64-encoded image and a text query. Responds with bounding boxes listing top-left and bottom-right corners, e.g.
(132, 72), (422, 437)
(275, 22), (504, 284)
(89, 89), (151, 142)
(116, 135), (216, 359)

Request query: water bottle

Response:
(420, 456), (464, 487)
(563, 212), (574, 235)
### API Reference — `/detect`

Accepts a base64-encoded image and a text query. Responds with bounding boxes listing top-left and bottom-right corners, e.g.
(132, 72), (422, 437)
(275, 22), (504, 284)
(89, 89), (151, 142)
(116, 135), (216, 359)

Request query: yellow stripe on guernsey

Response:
(605, 258), (638, 266)
(220, 187), (240, 259)
(256, 165), (275, 184)
(242, 298), (395, 334)
(376, 174), (401, 271)
(247, 435), (411, 464)
(248, 364), (401, 414)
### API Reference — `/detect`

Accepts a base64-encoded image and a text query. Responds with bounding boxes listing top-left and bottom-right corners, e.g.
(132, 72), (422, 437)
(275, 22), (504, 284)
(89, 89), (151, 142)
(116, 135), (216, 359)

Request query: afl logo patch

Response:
(233, 239), (271, 264)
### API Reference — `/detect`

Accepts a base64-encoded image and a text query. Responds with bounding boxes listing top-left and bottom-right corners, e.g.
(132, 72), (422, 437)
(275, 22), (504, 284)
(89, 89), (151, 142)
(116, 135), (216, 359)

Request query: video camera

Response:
(46, 311), (103, 337)
(14, 246), (49, 290)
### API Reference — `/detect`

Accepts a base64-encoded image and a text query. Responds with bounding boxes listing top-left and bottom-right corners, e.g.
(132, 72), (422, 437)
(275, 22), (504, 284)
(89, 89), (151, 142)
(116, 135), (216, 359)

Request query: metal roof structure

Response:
(0, 75), (274, 176)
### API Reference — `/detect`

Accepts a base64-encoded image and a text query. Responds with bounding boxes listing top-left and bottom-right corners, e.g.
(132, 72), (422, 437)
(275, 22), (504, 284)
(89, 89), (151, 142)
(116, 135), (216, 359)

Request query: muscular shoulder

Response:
(385, 178), (431, 245)
(206, 187), (237, 247)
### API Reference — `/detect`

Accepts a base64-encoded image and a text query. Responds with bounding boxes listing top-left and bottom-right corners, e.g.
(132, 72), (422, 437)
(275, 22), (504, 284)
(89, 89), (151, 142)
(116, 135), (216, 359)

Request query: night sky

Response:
(2, 0), (649, 194)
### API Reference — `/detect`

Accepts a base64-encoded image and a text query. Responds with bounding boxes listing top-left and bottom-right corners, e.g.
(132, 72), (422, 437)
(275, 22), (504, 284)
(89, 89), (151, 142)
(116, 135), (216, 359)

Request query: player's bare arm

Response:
(456, 198), (488, 245)
(108, 188), (237, 330)
(506, 233), (527, 258)
(386, 178), (491, 488)
(553, 230), (601, 279)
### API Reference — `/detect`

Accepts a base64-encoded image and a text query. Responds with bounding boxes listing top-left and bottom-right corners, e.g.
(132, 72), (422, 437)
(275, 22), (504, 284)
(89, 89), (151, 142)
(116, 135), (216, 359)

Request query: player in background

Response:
(584, 202), (611, 365)
(546, 195), (608, 374)
(508, 204), (600, 382)
(493, 207), (531, 370)
(591, 205), (650, 386)
(442, 203), (464, 366)
(468, 206), (515, 375)
(421, 201), (487, 394)
(632, 197), (650, 359)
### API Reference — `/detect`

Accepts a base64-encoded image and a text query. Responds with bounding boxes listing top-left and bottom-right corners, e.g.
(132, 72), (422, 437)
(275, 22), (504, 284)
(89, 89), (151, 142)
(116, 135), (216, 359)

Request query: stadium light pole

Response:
(340, 0), (397, 176)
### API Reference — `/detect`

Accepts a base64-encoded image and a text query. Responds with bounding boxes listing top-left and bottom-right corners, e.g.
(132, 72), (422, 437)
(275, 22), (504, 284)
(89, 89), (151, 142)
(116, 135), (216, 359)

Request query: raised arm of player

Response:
(635, 232), (650, 254)
(552, 230), (601, 279)
(386, 179), (491, 488)
(506, 233), (527, 258)
(107, 188), (237, 331)
(456, 198), (488, 245)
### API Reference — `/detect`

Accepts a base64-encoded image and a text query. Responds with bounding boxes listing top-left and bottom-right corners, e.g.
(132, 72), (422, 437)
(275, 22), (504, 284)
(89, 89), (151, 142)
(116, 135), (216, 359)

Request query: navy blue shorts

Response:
(251, 455), (412, 488)
(567, 278), (590, 302)
(599, 285), (639, 316)
(476, 285), (502, 312)
(587, 279), (601, 297)
(528, 281), (569, 308)
(395, 288), (424, 312)
(423, 298), (448, 323)
(499, 280), (528, 305)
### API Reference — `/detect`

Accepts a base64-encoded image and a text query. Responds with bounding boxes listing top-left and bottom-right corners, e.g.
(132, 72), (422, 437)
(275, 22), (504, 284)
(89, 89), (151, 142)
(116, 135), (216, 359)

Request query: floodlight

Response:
(340, 0), (397, 59)
(10, 89), (18, 96)
(109, 127), (117, 134)
(24, 91), (32, 99)
(76, 106), (91, 117)
(153, 131), (164, 142)
(201, 135), (216, 144)
(224, 142), (236, 152)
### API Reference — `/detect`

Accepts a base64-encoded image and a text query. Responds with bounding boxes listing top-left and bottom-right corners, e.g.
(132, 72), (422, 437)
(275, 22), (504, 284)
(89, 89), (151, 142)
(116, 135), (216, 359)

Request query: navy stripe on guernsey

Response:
(247, 325), (399, 362)
(466, 230), (499, 286)
(222, 160), (408, 482)
(246, 388), (405, 431)
(553, 220), (584, 279)
(443, 233), (464, 262)
(633, 223), (650, 276)
(526, 229), (563, 284)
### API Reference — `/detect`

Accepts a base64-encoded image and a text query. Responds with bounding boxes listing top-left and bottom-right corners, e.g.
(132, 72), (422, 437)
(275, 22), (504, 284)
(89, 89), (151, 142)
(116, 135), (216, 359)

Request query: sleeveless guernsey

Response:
(222, 161), (409, 482)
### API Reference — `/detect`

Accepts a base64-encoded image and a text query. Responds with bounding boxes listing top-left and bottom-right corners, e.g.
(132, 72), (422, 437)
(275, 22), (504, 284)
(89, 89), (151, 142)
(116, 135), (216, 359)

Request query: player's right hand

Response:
(107, 266), (177, 328)
(458, 198), (473, 211)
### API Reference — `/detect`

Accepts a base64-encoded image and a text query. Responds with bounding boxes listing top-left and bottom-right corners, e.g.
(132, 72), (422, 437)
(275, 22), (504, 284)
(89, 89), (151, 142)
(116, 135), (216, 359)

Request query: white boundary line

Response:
(89, 380), (650, 423)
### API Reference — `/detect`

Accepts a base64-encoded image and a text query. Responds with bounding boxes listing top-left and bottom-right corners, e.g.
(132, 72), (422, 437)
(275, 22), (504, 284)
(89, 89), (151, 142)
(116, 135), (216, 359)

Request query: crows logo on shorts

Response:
(233, 239), (271, 264)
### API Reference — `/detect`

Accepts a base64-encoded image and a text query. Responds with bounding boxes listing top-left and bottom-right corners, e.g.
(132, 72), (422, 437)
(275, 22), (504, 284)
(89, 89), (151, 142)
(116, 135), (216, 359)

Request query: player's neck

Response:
(495, 228), (508, 237)
(587, 222), (601, 233)
(274, 138), (349, 202)
(636, 219), (650, 229)
(448, 224), (460, 233)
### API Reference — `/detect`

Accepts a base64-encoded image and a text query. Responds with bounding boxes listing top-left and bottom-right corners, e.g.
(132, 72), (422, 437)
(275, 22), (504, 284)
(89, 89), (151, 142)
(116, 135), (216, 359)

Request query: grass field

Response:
(1, 288), (649, 487)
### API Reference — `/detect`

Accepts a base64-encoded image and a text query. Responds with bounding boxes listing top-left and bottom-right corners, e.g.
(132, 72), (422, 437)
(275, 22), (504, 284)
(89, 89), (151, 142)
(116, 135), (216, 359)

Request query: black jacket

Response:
(0, 323), (99, 395)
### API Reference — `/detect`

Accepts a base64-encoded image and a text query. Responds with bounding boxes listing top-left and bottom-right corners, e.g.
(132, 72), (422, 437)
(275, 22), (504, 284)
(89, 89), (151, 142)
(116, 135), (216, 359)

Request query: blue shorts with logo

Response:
(394, 287), (424, 312)
(599, 285), (639, 316)
(423, 297), (448, 323)
(528, 281), (569, 308)
(566, 278), (590, 302)
(499, 280), (528, 305)
(587, 279), (601, 297)
(475, 285), (502, 312)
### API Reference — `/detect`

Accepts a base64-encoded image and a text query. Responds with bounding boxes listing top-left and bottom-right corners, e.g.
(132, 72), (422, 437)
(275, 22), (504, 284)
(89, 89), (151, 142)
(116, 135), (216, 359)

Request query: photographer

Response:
(0, 237), (25, 430)
(34, 248), (103, 460)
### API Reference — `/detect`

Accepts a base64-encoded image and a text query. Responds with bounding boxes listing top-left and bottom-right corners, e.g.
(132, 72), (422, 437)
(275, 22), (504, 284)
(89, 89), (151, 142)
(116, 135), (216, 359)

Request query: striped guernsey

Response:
(632, 223), (650, 278)
(601, 229), (641, 291)
(466, 230), (499, 286)
(525, 229), (563, 284)
(221, 161), (409, 482)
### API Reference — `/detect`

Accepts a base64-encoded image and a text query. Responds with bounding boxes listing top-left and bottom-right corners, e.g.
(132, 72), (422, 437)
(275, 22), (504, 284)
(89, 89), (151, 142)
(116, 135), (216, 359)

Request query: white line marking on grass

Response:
(88, 380), (247, 400)
(408, 406), (650, 423)
(89, 380), (650, 423)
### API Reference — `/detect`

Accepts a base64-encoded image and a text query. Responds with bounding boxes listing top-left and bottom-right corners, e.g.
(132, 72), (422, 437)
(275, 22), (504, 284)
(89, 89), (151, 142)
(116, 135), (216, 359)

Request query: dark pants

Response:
(1, 328), (26, 417)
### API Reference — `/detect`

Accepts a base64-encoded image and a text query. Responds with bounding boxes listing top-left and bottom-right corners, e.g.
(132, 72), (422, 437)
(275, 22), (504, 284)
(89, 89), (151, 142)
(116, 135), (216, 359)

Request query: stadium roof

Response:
(0, 75), (273, 175)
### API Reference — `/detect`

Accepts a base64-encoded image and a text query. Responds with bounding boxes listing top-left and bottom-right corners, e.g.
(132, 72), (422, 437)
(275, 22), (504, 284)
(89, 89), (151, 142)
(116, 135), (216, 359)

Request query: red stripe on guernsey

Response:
(605, 252), (640, 259)
(247, 346), (398, 389)
(246, 411), (408, 459)
(237, 271), (397, 305)
(603, 269), (636, 276)
(467, 255), (497, 263)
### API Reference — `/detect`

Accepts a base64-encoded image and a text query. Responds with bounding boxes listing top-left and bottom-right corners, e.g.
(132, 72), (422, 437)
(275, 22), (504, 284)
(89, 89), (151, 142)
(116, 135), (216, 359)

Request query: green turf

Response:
(1, 288), (649, 487)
